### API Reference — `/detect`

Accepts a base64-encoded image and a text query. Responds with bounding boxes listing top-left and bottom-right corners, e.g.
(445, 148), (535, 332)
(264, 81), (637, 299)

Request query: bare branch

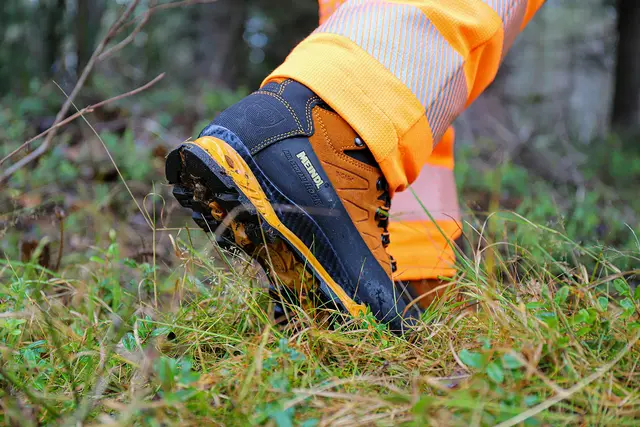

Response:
(0, 73), (165, 170)
(98, 14), (151, 62)
(0, 0), (142, 186)
(99, 0), (219, 62)
(0, 0), (213, 185)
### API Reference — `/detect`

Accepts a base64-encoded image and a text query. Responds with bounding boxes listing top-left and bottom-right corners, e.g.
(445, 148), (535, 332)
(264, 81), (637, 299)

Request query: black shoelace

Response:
(376, 176), (397, 273)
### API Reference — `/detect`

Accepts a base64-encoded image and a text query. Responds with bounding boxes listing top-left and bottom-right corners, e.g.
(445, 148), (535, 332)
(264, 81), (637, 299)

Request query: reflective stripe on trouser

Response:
(267, 0), (546, 192)
(319, 3), (466, 280)
(269, 0), (544, 279)
(388, 127), (462, 280)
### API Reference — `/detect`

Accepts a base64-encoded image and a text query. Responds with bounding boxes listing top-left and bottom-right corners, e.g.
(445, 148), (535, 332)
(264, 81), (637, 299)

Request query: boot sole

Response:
(166, 136), (367, 319)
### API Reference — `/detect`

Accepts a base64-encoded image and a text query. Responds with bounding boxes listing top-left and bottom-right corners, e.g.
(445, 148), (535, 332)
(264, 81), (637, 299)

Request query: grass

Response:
(1, 216), (639, 426)
(1, 86), (640, 426)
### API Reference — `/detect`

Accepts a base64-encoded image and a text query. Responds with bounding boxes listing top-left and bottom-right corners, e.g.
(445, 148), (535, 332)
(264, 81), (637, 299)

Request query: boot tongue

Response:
(344, 145), (379, 169)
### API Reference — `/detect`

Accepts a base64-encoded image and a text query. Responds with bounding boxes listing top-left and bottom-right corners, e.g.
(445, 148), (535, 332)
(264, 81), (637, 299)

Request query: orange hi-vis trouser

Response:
(267, 0), (546, 281)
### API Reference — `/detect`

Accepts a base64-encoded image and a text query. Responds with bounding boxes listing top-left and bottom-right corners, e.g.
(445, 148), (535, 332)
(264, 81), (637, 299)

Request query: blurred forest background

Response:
(1, 0), (639, 269)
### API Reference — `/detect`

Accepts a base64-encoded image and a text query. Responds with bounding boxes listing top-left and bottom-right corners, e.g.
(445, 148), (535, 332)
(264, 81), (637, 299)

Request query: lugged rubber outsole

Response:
(166, 136), (367, 319)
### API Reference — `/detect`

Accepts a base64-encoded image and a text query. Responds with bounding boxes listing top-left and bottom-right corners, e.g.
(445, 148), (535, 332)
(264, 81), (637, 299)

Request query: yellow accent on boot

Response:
(190, 136), (367, 318)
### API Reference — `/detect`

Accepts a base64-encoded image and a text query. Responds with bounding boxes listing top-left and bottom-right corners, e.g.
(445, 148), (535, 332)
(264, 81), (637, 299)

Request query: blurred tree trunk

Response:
(44, 0), (66, 76)
(75, 0), (104, 77)
(257, 0), (317, 87)
(191, 0), (249, 88)
(611, 0), (640, 132)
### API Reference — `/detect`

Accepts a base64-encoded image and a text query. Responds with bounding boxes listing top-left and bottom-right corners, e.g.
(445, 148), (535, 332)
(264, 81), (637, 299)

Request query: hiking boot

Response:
(166, 79), (420, 332)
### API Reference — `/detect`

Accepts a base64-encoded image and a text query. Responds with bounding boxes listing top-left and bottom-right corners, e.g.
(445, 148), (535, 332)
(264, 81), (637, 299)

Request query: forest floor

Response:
(1, 84), (639, 426)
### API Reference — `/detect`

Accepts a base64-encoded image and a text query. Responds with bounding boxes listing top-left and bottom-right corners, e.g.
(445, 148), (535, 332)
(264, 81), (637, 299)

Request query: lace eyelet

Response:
(375, 207), (389, 221)
(376, 177), (388, 192)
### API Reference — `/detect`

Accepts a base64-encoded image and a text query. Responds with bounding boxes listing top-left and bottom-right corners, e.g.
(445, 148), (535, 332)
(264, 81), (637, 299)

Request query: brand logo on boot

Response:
(296, 151), (325, 189)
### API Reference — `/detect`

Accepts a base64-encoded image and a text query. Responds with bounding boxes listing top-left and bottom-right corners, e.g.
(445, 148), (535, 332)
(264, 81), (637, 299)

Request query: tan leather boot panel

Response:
(309, 106), (392, 275)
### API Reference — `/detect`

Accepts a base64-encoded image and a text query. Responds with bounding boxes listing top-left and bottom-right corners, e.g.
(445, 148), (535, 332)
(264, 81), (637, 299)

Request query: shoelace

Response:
(375, 176), (397, 273)
(353, 135), (397, 274)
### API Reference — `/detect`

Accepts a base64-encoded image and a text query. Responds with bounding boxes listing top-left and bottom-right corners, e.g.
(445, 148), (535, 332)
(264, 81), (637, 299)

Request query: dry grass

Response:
(1, 204), (639, 426)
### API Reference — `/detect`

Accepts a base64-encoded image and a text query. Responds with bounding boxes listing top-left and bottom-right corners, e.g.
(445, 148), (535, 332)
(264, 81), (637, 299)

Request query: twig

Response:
(64, 88), (154, 230)
(54, 207), (65, 271)
(1, 0), (217, 181)
(1, 0), (218, 184)
(0, 73), (164, 169)
(98, 0), (219, 62)
(98, 13), (151, 62)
